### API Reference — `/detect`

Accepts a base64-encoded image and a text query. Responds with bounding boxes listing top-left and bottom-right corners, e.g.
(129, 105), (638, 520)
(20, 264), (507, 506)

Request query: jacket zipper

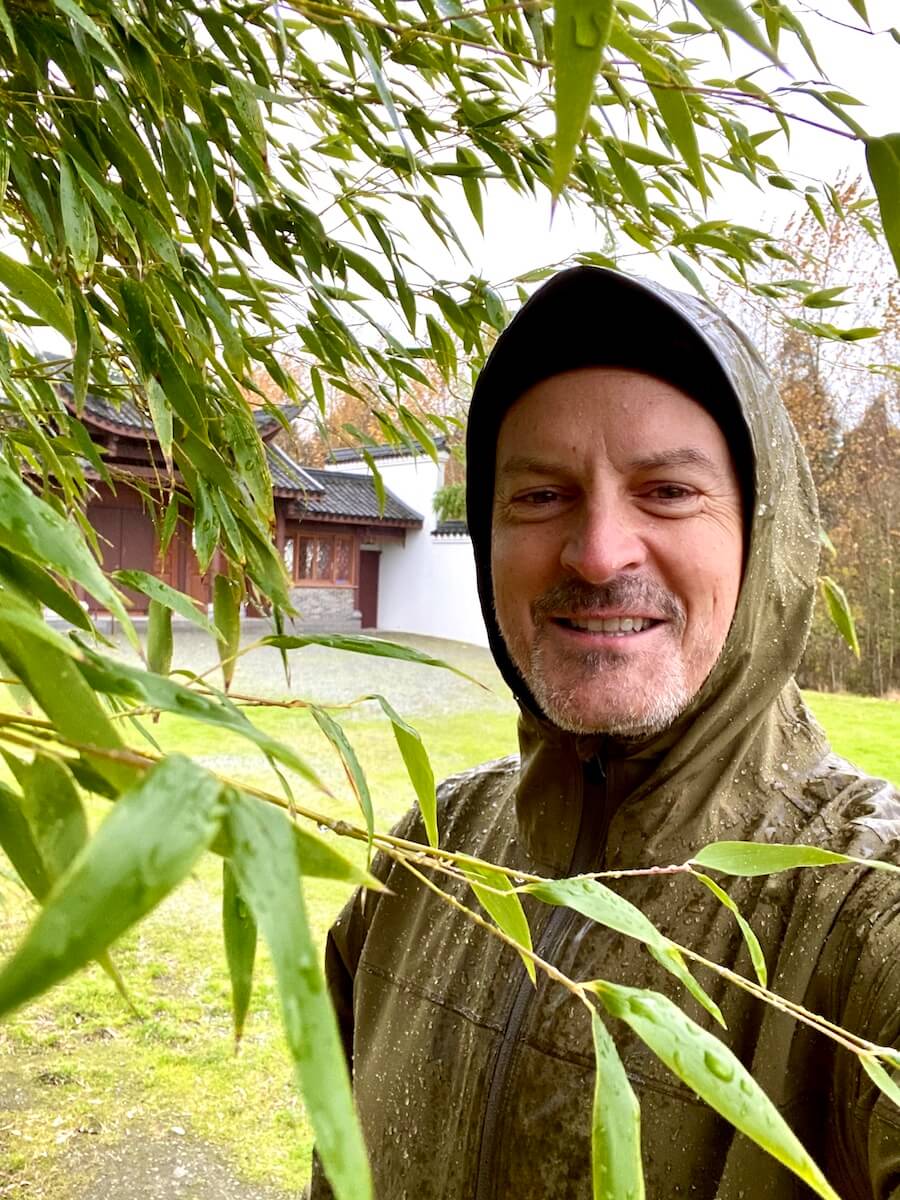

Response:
(472, 754), (613, 1200)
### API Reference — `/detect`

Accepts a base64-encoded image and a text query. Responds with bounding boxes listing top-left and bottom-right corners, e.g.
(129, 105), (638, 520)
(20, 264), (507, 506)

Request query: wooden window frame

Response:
(284, 530), (356, 587)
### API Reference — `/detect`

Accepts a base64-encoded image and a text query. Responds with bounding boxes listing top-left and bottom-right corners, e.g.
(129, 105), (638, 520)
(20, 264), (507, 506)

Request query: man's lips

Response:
(551, 614), (665, 636)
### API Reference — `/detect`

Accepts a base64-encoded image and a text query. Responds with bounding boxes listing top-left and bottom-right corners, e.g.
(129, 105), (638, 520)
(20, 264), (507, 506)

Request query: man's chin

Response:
(528, 672), (692, 740)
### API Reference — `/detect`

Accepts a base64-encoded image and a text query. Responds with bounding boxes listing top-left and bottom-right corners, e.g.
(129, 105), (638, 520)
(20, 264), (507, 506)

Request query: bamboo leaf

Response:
(590, 1009), (645, 1200)
(52, 0), (119, 60)
(146, 599), (174, 676)
(60, 155), (94, 277)
(74, 645), (330, 794)
(818, 575), (860, 657)
(691, 872), (767, 986)
(112, 571), (216, 635)
(687, 0), (779, 63)
(552, 0), (616, 197)
(262, 633), (486, 688)
(0, 0), (16, 51)
(222, 859), (257, 1046)
(526, 876), (724, 1026)
(213, 573), (243, 691)
(0, 252), (74, 339)
(0, 462), (135, 643)
(591, 981), (840, 1200)
(860, 1055), (900, 1112)
(21, 754), (88, 885)
(225, 791), (373, 1200)
(461, 860), (535, 983)
(864, 133), (900, 277)
(649, 84), (707, 195)
(690, 840), (900, 877)
(0, 781), (51, 900)
(311, 706), (375, 848)
(0, 757), (224, 1018)
(370, 694), (437, 850)
(0, 548), (92, 631)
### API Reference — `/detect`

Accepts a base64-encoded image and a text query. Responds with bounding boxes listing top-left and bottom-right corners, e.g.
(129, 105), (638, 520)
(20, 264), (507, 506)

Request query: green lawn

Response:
(0, 680), (895, 1197)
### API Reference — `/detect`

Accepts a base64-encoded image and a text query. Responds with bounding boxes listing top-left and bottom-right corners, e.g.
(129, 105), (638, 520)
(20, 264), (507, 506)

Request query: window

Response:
(285, 531), (355, 585)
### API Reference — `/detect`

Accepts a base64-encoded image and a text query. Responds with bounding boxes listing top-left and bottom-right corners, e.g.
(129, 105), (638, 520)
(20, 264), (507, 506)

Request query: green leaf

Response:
(691, 872), (767, 986)
(526, 876), (724, 1025)
(104, 103), (175, 229)
(590, 1009), (645, 1200)
(311, 707), (375, 849)
(262, 633), (485, 688)
(819, 575), (860, 657)
(0, 462), (136, 643)
(552, 0), (616, 197)
(0, 252), (74, 339)
(0, 780), (50, 900)
(74, 646), (329, 794)
(606, 142), (650, 220)
(60, 155), (94, 278)
(860, 1055), (900, 1112)
(213, 573), (243, 691)
(21, 753), (88, 885)
(222, 859), (257, 1046)
(0, 0), (16, 51)
(691, 840), (900, 877)
(70, 287), (92, 413)
(687, 0), (779, 63)
(146, 599), (174, 676)
(290, 821), (384, 890)
(52, 0), (119, 60)
(225, 791), (373, 1200)
(592, 982), (840, 1200)
(865, 134), (900, 278)
(112, 571), (216, 635)
(0, 547), (92, 631)
(845, 0), (868, 21)
(0, 756), (224, 1018)
(460, 860), (535, 984)
(370, 695), (437, 850)
(649, 84), (707, 195)
(0, 608), (135, 793)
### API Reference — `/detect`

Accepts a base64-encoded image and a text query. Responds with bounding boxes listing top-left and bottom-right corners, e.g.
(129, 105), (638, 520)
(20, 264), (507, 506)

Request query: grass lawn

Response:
(0, 666), (896, 1197)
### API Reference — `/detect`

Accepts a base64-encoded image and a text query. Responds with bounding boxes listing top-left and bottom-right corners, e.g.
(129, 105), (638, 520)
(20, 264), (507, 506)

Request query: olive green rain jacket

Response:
(308, 269), (900, 1200)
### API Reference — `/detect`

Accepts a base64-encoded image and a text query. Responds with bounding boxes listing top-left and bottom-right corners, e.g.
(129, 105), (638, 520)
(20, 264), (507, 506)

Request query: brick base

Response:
(288, 586), (361, 631)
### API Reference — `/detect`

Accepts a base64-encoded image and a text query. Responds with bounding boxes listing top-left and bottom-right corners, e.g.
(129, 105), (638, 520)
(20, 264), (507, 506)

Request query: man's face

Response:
(491, 368), (744, 738)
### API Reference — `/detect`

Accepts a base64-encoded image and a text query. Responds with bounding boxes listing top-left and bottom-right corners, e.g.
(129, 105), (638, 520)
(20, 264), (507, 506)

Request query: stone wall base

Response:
(288, 586), (361, 631)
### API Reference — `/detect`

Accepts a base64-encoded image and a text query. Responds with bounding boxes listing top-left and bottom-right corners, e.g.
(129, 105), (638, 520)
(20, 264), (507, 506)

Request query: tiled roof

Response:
(79, 387), (151, 433)
(297, 468), (422, 524)
(266, 444), (324, 494)
(330, 435), (448, 464)
(253, 405), (301, 439)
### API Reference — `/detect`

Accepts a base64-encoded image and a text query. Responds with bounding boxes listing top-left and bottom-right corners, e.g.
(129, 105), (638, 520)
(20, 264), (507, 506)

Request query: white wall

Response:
(328, 453), (489, 647)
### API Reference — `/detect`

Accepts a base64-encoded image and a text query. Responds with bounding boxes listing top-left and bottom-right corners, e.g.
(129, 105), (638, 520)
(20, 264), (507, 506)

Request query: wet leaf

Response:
(687, 0), (779, 63)
(860, 1055), (900, 1112)
(225, 791), (372, 1200)
(146, 599), (174, 676)
(370, 695), (437, 849)
(0, 461), (136, 645)
(0, 780), (50, 900)
(649, 84), (706, 195)
(0, 757), (224, 1017)
(112, 571), (216, 635)
(59, 155), (94, 277)
(461, 860), (535, 983)
(819, 574), (860, 657)
(0, 548), (92, 631)
(0, 251), (73, 339)
(691, 871), (767, 986)
(691, 840), (900, 877)
(591, 981), (840, 1200)
(222, 859), (257, 1046)
(311, 707), (374, 849)
(552, 0), (616, 197)
(21, 754), (88, 885)
(590, 1009), (644, 1200)
(263, 633), (486, 688)
(213, 573), (243, 691)
(527, 876), (724, 1026)
(74, 646), (330, 795)
(865, 133), (900, 277)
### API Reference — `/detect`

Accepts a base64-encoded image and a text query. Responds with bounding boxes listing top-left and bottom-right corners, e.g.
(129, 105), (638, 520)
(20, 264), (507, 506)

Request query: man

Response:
(309, 268), (900, 1198)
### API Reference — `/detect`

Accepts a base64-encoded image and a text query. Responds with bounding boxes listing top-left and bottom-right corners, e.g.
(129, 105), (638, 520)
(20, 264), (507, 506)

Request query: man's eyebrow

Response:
(495, 454), (568, 478)
(626, 447), (722, 474)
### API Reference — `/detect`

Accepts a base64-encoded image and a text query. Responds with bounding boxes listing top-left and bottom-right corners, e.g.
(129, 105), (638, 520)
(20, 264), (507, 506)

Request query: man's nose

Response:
(559, 500), (648, 582)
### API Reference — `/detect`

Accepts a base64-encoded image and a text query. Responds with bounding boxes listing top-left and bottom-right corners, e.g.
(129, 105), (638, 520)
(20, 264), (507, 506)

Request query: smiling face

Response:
(491, 368), (744, 738)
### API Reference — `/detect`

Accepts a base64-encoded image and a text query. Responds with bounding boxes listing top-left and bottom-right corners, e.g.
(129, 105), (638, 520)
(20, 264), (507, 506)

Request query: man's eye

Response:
(514, 489), (561, 506)
(645, 484), (695, 502)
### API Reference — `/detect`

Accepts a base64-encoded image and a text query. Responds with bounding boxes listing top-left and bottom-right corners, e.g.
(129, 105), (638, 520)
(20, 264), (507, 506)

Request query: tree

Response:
(1, 2), (900, 1198)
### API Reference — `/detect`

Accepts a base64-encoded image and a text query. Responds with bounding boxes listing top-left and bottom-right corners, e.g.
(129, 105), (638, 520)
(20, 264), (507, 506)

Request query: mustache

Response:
(531, 577), (684, 626)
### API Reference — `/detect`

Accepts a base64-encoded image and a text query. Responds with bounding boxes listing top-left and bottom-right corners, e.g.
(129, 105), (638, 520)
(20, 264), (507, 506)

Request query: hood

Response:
(466, 266), (827, 865)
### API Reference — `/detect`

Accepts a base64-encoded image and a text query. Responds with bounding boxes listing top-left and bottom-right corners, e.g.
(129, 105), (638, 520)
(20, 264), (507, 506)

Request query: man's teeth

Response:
(567, 617), (654, 634)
